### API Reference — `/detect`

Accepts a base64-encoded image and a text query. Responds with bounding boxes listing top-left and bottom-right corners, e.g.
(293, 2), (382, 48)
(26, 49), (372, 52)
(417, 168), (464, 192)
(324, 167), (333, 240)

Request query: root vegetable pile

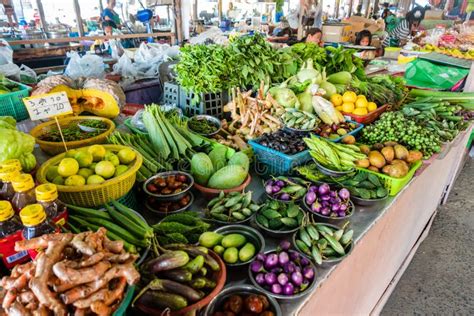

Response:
(1, 229), (139, 316)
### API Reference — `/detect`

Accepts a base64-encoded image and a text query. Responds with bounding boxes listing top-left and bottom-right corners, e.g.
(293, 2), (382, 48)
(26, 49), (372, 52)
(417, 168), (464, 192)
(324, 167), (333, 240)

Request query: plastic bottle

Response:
(0, 166), (21, 201)
(20, 204), (58, 259)
(35, 184), (68, 226)
(0, 201), (29, 268)
(11, 174), (36, 213)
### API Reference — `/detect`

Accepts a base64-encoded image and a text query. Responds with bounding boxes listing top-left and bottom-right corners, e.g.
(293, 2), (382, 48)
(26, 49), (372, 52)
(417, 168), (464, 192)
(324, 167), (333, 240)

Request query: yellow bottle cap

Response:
(0, 166), (21, 182)
(35, 184), (58, 202)
(20, 204), (46, 227)
(1, 159), (22, 172)
(12, 174), (35, 193)
(0, 201), (14, 222)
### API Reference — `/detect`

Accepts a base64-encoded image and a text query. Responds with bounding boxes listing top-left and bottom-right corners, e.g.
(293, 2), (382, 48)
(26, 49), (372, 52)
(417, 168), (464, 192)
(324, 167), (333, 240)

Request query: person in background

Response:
(382, 6), (425, 47)
(101, 0), (121, 30)
(304, 27), (323, 46)
(354, 4), (363, 16)
(355, 30), (372, 46)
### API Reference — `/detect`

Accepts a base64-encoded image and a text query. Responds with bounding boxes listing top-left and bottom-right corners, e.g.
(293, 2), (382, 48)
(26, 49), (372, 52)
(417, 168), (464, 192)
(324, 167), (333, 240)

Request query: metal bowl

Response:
(143, 171), (194, 202)
(303, 198), (355, 226)
(214, 225), (265, 267)
(351, 194), (389, 206)
(292, 223), (354, 268)
(144, 192), (194, 217)
(187, 115), (221, 137)
(203, 285), (282, 316)
(314, 160), (355, 177)
(248, 249), (317, 300)
(254, 206), (303, 238)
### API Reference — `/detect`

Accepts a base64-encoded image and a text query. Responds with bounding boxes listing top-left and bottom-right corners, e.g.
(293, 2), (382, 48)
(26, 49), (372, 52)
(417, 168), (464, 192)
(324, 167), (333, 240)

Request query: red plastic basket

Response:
(343, 104), (388, 124)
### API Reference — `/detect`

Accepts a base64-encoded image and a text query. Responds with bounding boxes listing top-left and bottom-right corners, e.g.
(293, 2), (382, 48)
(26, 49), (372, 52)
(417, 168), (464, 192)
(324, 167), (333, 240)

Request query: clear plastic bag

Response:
(19, 65), (37, 84)
(0, 40), (19, 79)
(65, 52), (105, 79)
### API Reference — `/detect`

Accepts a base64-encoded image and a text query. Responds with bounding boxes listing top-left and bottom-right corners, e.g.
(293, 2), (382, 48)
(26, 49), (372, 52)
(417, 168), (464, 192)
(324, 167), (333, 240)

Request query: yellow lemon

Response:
(330, 94), (343, 107)
(336, 105), (343, 111)
(353, 108), (368, 116)
(355, 98), (368, 108)
(88, 145), (107, 162)
(57, 158), (79, 177)
(95, 161), (115, 179)
(342, 91), (357, 103)
(117, 148), (136, 164)
(368, 102), (377, 112)
(87, 175), (106, 185)
(357, 95), (367, 101)
(65, 175), (86, 186)
(342, 102), (355, 113)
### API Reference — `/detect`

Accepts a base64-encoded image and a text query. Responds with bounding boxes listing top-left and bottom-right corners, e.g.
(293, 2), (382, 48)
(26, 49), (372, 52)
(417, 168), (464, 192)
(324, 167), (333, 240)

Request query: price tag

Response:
(23, 92), (73, 121)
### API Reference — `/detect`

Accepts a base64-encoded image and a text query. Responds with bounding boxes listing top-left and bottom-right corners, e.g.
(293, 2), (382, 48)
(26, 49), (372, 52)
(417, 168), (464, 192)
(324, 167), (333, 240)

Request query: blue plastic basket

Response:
(314, 120), (364, 143)
(0, 80), (32, 121)
(248, 138), (312, 175)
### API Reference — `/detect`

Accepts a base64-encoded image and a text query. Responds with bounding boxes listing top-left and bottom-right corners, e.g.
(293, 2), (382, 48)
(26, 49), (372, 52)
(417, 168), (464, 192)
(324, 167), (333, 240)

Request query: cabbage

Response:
(0, 116), (16, 130)
(0, 127), (36, 172)
(270, 87), (300, 108)
(296, 59), (322, 84)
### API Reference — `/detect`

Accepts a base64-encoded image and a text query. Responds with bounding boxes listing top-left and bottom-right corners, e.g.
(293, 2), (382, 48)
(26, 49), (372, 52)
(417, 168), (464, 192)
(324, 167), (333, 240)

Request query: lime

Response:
(65, 175), (86, 186)
(105, 152), (120, 167)
(74, 151), (93, 168)
(46, 166), (59, 182)
(65, 149), (78, 158)
(95, 161), (115, 179)
(57, 158), (79, 177)
(89, 163), (97, 171)
(88, 145), (107, 162)
(52, 176), (65, 185)
(78, 168), (94, 179)
(87, 174), (105, 185)
(118, 148), (136, 164)
(114, 165), (129, 177)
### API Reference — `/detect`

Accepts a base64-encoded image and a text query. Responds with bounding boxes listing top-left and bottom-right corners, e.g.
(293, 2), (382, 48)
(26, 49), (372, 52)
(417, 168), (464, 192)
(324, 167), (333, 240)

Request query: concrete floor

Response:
(382, 158), (474, 315)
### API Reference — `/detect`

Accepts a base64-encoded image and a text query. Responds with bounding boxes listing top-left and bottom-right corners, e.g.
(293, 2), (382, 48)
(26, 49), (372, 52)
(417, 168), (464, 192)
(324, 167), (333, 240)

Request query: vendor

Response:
(101, 0), (121, 29)
(355, 30), (372, 46)
(382, 6), (425, 47)
(304, 28), (323, 46)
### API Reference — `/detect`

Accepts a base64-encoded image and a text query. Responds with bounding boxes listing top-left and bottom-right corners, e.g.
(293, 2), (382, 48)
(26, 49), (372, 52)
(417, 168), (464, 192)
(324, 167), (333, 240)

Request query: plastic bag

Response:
(19, 65), (37, 84)
(0, 40), (13, 65)
(0, 63), (20, 79)
(65, 51), (105, 79)
(109, 39), (124, 60)
(113, 54), (139, 77)
(404, 59), (469, 90)
(131, 109), (147, 132)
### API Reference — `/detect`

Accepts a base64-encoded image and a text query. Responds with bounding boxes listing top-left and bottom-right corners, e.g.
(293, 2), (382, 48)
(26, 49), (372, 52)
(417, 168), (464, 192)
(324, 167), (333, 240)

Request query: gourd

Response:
(32, 75), (125, 119)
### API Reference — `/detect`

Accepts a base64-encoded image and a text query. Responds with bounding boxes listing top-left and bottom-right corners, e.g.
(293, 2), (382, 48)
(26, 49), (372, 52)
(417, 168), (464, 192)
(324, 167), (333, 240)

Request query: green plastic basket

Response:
(116, 189), (138, 210)
(0, 80), (32, 121)
(357, 160), (422, 196)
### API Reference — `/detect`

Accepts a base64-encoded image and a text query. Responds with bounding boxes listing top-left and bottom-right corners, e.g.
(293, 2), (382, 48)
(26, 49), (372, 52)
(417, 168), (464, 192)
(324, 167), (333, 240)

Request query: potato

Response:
(342, 135), (356, 145)
(359, 144), (371, 155)
(355, 158), (370, 168)
(368, 166), (379, 172)
(407, 150), (423, 163)
(381, 146), (395, 163)
(394, 145), (409, 160)
(368, 151), (386, 169)
(388, 163), (409, 178)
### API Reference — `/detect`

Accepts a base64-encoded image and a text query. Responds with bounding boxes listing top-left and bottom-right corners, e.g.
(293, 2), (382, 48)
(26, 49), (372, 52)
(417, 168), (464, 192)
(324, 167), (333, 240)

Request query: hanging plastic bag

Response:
(404, 59), (469, 90)
(113, 54), (139, 77)
(65, 51), (105, 79)
(0, 39), (13, 65)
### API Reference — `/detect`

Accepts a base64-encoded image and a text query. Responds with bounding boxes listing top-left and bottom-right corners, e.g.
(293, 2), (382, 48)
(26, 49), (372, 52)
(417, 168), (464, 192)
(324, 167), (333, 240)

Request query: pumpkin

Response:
(32, 75), (125, 119)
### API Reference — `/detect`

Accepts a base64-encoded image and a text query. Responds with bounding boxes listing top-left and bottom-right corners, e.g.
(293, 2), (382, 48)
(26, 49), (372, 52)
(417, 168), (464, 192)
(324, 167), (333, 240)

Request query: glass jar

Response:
(0, 201), (29, 268)
(35, 184), (68, 227)
(0, 166), (21, 201)
(11, 174), (36, 213)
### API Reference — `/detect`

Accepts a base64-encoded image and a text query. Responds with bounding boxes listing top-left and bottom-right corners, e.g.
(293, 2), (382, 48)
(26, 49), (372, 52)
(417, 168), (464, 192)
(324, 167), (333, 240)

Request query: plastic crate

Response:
(0, 80), (32, 121)
(248, 138), (312, 175)
(116, 189), (138, 210)
(179, 89), (227, 118)
(343, 105), (388, 124)
(163, 81), (180, 105)
(356, 160), (422, 196)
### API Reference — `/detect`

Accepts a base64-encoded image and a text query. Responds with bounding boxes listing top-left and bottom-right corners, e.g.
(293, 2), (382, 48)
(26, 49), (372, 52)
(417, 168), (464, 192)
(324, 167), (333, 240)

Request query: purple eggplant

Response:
(265, 254), (278, 269)
(270, 267), (282, 274)
(321, 207), (330, 216)
(331, 203), (341, 212)
(311, 201), (322, 213)
(277, 273), (289, 286)
(291, 271), (303, 286)
(283, 262), (296, 274)
(321, 194), (331, 201)
(264, 272), (277, 285)
(300, 256), (310, 267)
(308, 185), (318, 193)
(265, 183), (274, 194)
(280, 193), (291, 201)
(272, 185), (282, 194)
(318, 183), (330, 196)
(275, 180), (285, 187)
(340, 203), (348, 212)
(305, 192), (317, 205)
(330, 191), (337, 198)
(279, 240), (291, 251)
(255, 273), (266, 285)
(271, 283), (282, 294)
(338, 188), (350, 200)
(278, 251), (289, 265)
(300, 279), (310, 291)
(250, 260), (264, 273)
(289, 251), (300, 261)
(303, 266), (315, 280)
(338, 211), (346, 217)
(283, 282), (295, 295)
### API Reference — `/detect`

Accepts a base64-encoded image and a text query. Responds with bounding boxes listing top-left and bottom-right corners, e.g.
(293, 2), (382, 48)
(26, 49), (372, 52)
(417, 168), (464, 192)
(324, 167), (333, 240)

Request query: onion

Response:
(305, 192), (317, 205)
(291, 271), (303, 286)
(283, 262), (296, 274)
(303, 266), (315, 280)
(265, 272), (277, 285)
(272, 185), (282, 193)
(318, 183), (330, 196)
(278, 251), (289, 265)
(256, 253), (266, 262)
(265, 184), (274, 194)
(250, 260), (264, 273)
(338, 188), (350, 200)
(280, 193), (291, 201)
(279, 240), (291, 251)
(277, 273), (289, 286)
(283, 282), (295, 296)
(271, 283), (282, 294)
(265, 254), (279, 269)
(275, 180), (285, 187)
(255, 273), (266, 285)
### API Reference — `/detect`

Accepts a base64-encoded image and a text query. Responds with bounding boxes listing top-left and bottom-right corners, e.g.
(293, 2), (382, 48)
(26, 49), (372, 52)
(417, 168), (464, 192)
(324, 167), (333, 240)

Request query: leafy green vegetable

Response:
(0, 118), (36, 172)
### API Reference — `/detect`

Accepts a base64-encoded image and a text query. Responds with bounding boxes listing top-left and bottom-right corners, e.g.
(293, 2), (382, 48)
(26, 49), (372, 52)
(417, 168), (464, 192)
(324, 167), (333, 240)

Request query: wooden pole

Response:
(348, 0), (354, 17)
(297, 0), (305, 41)
(99, 0), (103, 13)
(173, 0), (183, 44)
(72, 0), (84, 37)
(335, 0), (340, 18)
(193, 0), (198, 21)
(217, 0), (222, 22)
(373, 0), (379, 17)
(35, 0), (48, 32)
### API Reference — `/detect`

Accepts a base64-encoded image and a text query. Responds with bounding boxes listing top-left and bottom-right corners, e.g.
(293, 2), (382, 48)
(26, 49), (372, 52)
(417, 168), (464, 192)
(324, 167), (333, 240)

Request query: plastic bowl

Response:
(303, 198), (355, 226)
(144, 192), (194, 217)
(213, 224), (265, 268)
(314, 161), (355, 177)
(203, 285), (282, 316)
(136, 250), (227, 316)
(248, 249), (317, 300)
(143, 171), (194, 202)
(292, 223), (354, 268)
(193, 175), (252, 199)
(351, 194), (389, 206)
(187, 114), (221, 137)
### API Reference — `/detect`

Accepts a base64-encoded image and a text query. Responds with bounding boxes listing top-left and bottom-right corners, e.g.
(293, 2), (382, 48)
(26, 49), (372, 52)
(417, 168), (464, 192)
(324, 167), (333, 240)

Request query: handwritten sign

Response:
(23, 92), (73, 121)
